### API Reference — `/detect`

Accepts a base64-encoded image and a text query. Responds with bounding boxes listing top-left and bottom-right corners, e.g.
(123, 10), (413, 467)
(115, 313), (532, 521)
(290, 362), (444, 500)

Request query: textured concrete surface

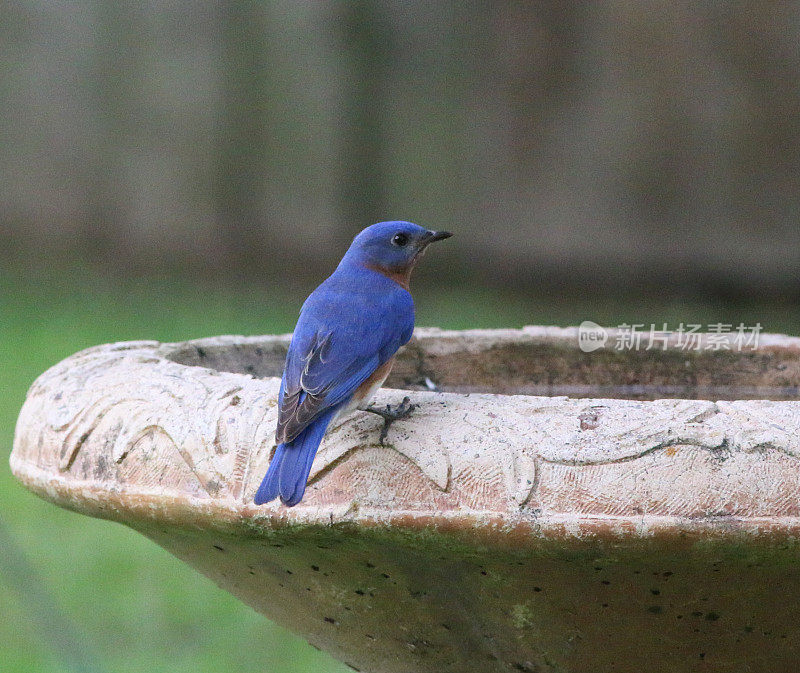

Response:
(11, 327), (800, 672)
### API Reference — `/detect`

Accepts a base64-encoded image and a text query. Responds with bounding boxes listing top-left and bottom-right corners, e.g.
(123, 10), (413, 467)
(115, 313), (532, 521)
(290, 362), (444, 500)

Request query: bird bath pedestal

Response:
(11, 327), (800, 673)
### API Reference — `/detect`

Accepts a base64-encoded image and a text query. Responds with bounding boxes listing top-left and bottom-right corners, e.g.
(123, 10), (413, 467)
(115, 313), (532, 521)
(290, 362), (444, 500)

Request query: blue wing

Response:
(275, 269), (414, 444)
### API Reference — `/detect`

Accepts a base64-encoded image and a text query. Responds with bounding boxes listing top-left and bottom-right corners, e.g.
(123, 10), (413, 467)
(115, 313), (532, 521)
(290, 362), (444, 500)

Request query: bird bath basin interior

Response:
(11, 327), (800, 673)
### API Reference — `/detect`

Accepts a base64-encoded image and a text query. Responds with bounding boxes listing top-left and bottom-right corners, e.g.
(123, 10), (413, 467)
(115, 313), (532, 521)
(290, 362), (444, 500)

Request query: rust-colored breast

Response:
(351, 357), (395, 405)
(364, 263), (412, 290)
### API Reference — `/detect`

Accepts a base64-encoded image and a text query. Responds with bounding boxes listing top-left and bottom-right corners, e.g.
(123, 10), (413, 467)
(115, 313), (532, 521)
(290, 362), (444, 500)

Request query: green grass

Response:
(1, 266), (799, 672)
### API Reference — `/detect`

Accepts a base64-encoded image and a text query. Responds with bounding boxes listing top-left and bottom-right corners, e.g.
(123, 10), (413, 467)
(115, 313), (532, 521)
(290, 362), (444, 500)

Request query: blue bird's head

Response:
(341, 221), (452, 289)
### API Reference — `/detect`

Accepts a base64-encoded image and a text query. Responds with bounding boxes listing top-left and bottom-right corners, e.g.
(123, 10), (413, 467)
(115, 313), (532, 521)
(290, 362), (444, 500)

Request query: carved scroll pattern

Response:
(12, 338), (800, 518)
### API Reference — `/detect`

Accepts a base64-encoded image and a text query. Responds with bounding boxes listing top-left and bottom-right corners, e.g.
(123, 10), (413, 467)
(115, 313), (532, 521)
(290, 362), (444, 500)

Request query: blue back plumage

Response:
(254, 221), (449, 506)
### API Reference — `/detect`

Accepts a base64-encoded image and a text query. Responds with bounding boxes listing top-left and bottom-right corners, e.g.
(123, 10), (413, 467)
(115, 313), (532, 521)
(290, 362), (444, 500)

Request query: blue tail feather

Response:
(254, 409), (336, 506)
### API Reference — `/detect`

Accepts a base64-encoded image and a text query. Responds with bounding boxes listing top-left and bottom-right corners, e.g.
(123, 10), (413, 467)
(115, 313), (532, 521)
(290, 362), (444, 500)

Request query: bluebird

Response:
(254, 221), (452, 506)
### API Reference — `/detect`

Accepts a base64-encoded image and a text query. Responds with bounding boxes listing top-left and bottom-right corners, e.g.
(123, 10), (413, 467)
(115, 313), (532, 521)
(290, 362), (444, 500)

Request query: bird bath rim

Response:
(11, 326), (800, 542)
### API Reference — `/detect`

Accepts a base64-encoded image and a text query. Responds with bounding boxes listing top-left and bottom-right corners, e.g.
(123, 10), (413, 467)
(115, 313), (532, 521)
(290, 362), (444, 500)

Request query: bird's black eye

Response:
(391, 232), (410, 247)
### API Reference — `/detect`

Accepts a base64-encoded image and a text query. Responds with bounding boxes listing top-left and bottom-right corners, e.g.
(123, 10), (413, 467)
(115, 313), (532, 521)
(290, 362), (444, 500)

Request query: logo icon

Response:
(578, 321), (608, 353)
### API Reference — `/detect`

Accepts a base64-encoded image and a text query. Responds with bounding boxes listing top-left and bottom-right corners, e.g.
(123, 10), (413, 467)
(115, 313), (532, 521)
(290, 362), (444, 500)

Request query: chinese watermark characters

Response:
(578, 321), (762, 353)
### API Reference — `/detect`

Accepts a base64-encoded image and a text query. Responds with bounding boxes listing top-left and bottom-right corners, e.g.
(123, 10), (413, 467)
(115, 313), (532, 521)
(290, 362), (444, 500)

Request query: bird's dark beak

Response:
(424, 230), (453, 244)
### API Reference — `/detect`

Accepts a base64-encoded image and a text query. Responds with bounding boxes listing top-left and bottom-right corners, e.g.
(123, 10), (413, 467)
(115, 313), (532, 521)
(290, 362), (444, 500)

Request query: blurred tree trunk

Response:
(213, 0), (275, 277)
(493, 2), (587, 175)
(83, 0), (142, 265)
(334, 0), (394, 234)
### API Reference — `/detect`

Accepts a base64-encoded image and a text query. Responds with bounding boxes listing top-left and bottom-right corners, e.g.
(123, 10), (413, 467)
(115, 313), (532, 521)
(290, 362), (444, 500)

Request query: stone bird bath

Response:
(11, 327), (800, 673)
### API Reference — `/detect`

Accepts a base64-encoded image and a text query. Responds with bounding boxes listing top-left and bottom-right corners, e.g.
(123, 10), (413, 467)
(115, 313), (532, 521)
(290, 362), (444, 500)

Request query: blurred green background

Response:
(3, 2), (800, 672)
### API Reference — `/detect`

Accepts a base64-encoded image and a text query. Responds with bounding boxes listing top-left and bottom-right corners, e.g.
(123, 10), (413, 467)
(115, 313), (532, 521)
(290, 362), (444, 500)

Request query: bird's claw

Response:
(364, 396), (418, 445)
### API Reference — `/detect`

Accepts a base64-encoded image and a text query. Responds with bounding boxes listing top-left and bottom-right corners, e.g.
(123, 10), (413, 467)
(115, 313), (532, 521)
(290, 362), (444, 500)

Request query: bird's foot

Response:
(363, 396), (417, 445)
